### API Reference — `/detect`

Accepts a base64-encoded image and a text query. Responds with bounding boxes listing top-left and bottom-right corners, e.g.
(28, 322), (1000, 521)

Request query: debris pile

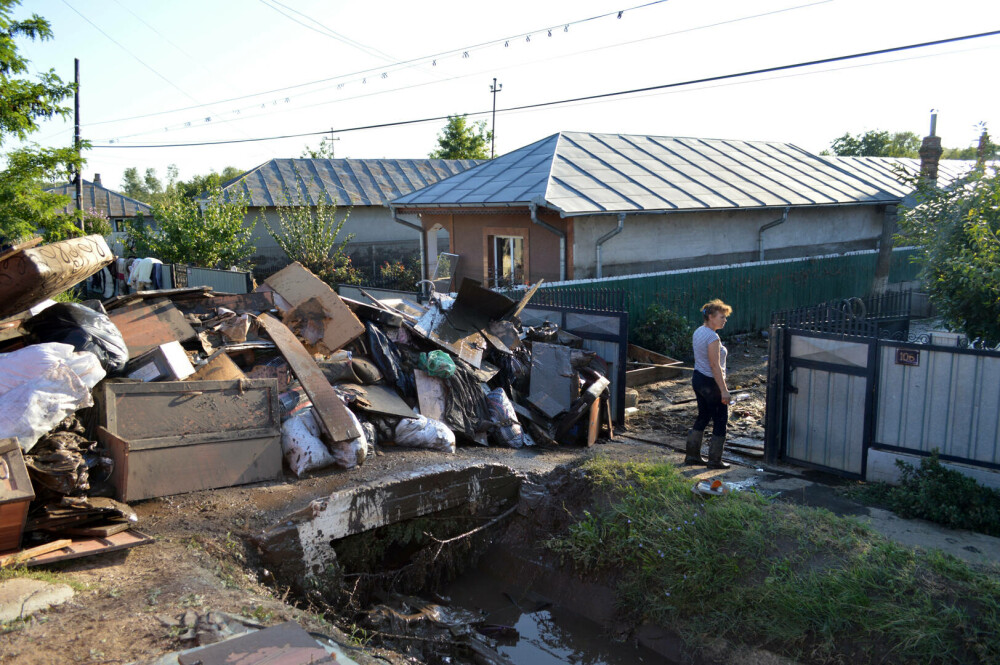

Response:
(0, 234), (614, 566)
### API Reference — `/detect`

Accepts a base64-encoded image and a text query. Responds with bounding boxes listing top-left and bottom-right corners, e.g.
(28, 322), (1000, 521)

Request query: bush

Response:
(378, 256), (421, 291)
(632, 304), (693, 360)
(849, 451), (1000, 536)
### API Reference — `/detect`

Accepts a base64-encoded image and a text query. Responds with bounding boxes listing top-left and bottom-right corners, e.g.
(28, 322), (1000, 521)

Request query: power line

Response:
(259, 0), (398, 63)
(93, 28), (1000, 149)
(83, 0), (672, 128)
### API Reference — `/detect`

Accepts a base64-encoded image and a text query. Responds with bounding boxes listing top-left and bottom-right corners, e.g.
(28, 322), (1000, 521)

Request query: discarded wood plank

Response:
(0, 539), (72, 567)
(263, 262), (364, 352)
(258, 313), (361, 442)
(60, 521), (132, 538)
(104, 286), (214, 311)
(189, 349), (247, 382)
(414, 369), (446, 421)
(508, 279), (544, 320)
(108, 298), (197, 358)
(20, 530), (154, 567)
(626, 343), (684, 387)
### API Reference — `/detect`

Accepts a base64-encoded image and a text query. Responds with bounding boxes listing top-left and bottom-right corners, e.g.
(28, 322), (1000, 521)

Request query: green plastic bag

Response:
(418, 350), (457, 378)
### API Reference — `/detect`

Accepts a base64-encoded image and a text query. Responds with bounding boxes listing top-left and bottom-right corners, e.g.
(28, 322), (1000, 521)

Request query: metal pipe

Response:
(595, 213), (625, 278)
(758, 206), (789, 261)
(529, 202), (566, 281)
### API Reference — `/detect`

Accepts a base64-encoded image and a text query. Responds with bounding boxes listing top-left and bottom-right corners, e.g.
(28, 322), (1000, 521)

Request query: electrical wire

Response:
(93, 28), (1000, 149)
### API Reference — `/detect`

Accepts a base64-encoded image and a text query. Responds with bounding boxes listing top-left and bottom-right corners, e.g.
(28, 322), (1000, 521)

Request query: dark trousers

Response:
(692, 370), (728, 436)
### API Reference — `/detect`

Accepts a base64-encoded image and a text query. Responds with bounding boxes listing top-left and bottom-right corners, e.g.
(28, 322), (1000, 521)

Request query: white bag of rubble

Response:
(486, 387), (535, 448)
(394, 415), (456, 453)
(0, 342), (106, 452)
(281, 408), (336, 477)
(327, 405), (370, 469)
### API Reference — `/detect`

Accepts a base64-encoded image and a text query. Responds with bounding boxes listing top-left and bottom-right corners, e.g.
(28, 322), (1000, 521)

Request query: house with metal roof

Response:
(389, 131), (974, 288)
(44, 174), (152, 254)
(218, 158), (482, 273)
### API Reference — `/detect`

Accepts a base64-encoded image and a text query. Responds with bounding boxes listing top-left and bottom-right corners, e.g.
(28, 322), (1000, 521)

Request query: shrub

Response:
(632, 304), (693, 360)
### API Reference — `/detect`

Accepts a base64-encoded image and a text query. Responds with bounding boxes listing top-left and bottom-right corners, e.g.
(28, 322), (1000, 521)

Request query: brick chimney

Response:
(919, 111), (943, 185)
(93, 173), (102, 186)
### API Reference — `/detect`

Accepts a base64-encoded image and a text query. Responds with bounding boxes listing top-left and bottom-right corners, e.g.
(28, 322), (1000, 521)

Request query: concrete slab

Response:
(0, 578), (74, 622)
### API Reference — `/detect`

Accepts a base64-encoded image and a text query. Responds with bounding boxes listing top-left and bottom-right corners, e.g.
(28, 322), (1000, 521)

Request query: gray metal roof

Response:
(219, 158), (483, 207)
(391, 132), (962, 215)
(820, 156), (976, 197)
(44, 179), (152, 217)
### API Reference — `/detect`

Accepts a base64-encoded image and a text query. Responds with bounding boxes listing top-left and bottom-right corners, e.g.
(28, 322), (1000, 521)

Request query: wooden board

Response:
(172, 290), (274, 316)
(350, 384), (416, 419)
(626, 343), (683, 387)
(189, 349), (247, 381)
(21, 530), (154, 567)
(262, 262), (364, 352)
(108, 298), (197, 358)
(0, 440), (34, 552)
(414, 369), (446, 421)
(258, 313), (360, 442)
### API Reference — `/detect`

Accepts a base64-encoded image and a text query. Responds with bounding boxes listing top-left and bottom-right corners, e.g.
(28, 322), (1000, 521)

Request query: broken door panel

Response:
(528, 342), (577, 418)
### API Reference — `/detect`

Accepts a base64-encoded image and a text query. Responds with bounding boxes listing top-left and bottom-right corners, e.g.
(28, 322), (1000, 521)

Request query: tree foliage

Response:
(301, 136), (339, 159)
(0, 0), (83, 243)
(896, 166), (1000, 345)
(429, 115), (492, 159)
(125, 188), (253, 269)
(263, 191), (360, 286)
(829, 130), (920, 157)
(121, 164), (244, 204)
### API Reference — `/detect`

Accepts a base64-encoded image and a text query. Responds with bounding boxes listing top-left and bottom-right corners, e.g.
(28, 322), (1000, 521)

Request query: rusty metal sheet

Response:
(258, 313), (361, 442)
(24, 529), (154, 566)
(0, 235), (113, 318)
(178, 621), (331, 665)
(263, 262), (364, 352)
(108, 298), (197, 358)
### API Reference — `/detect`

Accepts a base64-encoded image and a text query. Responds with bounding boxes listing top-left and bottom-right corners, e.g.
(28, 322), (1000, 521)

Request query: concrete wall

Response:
(571, 205), (886, 279)
(417, 209), (572, 286)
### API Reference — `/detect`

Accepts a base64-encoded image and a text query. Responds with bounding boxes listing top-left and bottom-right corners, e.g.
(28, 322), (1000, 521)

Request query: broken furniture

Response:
(107, 297), (197, 358)
(0, 439), (34, 552)
(97, 379), (282, 501)
(124, 340), (195, 382)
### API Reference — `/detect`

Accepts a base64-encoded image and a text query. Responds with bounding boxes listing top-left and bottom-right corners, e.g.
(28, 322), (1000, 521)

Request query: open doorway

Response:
(487, 234), (524, 288)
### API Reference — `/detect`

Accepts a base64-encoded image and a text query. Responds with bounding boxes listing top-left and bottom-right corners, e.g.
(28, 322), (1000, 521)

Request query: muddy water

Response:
(444, 566), (672, 664)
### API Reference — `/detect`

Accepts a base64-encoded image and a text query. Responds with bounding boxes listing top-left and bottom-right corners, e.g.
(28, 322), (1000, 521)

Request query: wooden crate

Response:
(0, 439), (35, 552)
(96, 379), (282, 502)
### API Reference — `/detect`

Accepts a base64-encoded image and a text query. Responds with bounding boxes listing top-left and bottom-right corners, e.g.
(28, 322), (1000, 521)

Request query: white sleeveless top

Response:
(693, 325), (727, 378)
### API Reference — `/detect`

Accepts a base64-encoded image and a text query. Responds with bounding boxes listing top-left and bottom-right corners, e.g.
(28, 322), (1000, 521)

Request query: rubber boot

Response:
(684, 429), (706, 465)
(706, 434), (730, 469)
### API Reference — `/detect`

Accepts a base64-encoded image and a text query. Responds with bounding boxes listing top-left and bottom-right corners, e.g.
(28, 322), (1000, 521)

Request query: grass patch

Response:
(545, 456), (1000, 664)
(0, 566), (88, 592)
(844, 451), (1000, 537)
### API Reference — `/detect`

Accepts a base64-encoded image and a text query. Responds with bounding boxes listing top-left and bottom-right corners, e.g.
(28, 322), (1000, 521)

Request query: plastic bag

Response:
(394, 415), (456, 453)
(0, 343), (106, 452)
(417, 350), (457, 378)
(23, 302), (128, 373)
(281, 409), (336, 477)
(486, 387), (535, 448)
(327, 405), (369, 469)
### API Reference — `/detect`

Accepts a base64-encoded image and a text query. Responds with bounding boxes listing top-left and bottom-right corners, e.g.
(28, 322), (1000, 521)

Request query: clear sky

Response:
(9, 0), (1000, 192)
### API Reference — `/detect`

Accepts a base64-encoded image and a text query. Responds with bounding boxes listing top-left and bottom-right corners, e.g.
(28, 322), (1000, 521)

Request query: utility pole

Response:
(325, 128), (340, 158)
(489, 77), (502, 159)
(74, 58), (84, 231)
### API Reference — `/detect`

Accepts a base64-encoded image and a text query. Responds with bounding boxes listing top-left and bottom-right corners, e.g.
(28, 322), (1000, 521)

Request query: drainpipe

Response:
(529, 202), (566, 281)
(390, 205), (426, 293)
(595, 213), (625, 279)
(758, 206), (789, 262)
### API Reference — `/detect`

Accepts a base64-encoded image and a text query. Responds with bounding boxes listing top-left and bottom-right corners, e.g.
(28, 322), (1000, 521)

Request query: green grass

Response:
(545, 457), (1000, 664)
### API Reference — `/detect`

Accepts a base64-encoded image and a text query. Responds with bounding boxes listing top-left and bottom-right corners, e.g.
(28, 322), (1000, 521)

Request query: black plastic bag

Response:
(24, 302), (129, 373)
(365, 321), (415, 398)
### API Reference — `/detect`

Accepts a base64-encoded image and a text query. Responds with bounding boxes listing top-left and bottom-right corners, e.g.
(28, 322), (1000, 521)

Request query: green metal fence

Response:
(535, 248), (921, 334)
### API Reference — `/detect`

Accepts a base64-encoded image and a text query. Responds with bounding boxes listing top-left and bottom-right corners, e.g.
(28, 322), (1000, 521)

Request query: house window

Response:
(113, 218), (127, 232)
(487, 235), (524, 288)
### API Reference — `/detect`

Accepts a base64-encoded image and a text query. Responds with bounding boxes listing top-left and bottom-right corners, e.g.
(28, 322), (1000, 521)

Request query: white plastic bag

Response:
(0, 343), (106, 452)
(486, 387), (535, 448)
(281, 408), (336, 477)
(394, 415), (456, 453)
(327, 406), (370, 469)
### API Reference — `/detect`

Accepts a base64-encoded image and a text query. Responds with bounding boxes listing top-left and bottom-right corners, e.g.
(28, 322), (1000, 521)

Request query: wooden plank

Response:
(189, 349), (247, 381)
(171, 290), (274, 316)
(104, 286), (213, 310)
(414, 369), (446, 421)
(586, 398), (601, 446)
(108, 299), (197, 358)
(263, 262), (364, 352)
(0, 539), (72, 566)
(258, 313), (361, 442)
(508, 279), (544, 320)
(61, 521), (131, 538)
(23, 530), (154, 566)
(96, 427), (129, 502)
(350, 384), (416, 420)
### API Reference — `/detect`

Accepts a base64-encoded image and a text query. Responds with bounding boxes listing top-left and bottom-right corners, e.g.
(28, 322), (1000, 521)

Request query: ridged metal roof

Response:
(392, 132), (972, 215)
(219, 158), (483, 207)
(820, 156), (975, 197)
(45, 179), (152, 217)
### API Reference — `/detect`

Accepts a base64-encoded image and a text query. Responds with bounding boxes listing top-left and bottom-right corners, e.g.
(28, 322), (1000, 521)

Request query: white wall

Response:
(572, 205), (885, 278)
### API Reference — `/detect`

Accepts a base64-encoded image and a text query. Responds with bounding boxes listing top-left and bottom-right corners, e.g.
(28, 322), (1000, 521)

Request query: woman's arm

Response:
(708, 339), (731, 404)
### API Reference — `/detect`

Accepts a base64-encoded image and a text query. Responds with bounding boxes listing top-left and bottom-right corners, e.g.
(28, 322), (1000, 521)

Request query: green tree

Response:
(263, 190), (359, 287)
(125, 187), (254, 269)
(0, 0), (84, 242)
(301, 136), (339, 159)
(896, 166), (1000, 345)
(429, 115), (492, 159)
(829, 130), (921, 157)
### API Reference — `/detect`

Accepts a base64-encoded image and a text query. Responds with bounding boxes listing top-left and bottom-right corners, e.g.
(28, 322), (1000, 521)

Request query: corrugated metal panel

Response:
(823, 157), (976, 196)
(393, 132), (916, 214)
(877, 346), (1000, 464)
(786, 367), (867, 474)
(44, 180), (152, 217)
(219, 159), (483, 208)
(186, 266), (250, 294)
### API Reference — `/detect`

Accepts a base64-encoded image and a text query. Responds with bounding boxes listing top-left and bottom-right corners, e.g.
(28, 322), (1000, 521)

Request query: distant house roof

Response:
(218, 158), (484, 208)
(820, 156), (975, 198)
(391, 132), (975, 216)
(44, 179), (152, 217)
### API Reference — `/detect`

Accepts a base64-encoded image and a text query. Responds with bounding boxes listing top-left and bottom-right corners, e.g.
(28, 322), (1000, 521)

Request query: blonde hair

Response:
(701, 299), (732, 320)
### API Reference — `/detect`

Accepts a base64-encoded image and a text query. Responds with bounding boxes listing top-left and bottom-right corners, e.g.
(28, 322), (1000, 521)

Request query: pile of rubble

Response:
(0, 234), (614, 566)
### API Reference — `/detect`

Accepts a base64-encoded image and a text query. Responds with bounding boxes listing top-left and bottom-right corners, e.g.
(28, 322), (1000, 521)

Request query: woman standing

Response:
(685, 299), (733, 469)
